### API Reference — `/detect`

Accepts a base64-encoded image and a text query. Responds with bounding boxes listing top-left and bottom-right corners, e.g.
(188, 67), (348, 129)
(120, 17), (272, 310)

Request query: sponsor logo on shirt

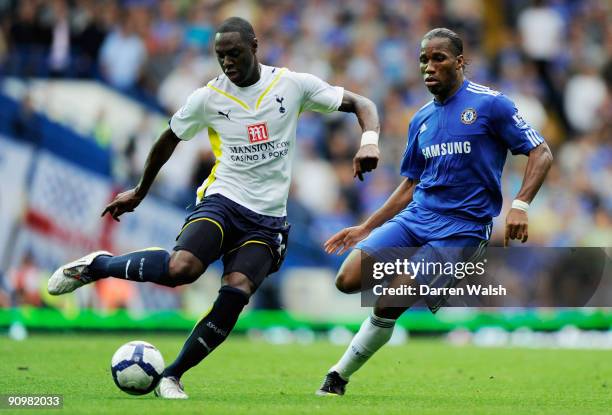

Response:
(247, 122), (270, 143)
(228, 140), (290, 163)
(421, 141), (471, 159)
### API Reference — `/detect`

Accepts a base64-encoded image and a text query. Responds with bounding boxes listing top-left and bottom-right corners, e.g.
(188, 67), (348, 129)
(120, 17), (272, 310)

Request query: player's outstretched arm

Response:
(338, 90), (381, 181)
(325, 178), (418, 254)
(504, 142), (553, 246)
(102, 128), (181, 222)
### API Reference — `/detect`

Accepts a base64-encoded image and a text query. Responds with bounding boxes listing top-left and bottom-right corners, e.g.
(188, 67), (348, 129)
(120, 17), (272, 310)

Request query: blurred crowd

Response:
(1, 0), (611, 310)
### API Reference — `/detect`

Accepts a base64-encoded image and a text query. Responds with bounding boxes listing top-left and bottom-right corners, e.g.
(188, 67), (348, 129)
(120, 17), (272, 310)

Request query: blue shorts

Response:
(357, 202), (491, 252)
(357, 203), (491, 312)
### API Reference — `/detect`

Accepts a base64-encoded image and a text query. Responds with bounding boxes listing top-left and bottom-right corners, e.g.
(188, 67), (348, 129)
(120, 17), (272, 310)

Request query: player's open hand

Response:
(504, 208), (528, 246)
(101, 188), (145, 222)
(353, 144), (380, 181)
(324, 224), (371, 255)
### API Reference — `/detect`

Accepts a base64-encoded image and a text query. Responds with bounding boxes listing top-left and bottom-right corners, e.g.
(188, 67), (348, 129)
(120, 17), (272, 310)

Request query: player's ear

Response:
(251, 37), (258, 54)
(456, 54), (464, 71)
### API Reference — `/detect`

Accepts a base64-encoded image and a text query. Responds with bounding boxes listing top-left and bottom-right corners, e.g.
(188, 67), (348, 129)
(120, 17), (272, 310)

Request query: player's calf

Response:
(161, 245), (270, 383)
(47, 248), (208, 295)
(162, 284), (251, 380)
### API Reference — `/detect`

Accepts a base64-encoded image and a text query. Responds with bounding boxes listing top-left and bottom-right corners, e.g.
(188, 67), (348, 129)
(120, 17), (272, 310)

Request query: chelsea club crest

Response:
(460, 108), (477, 124)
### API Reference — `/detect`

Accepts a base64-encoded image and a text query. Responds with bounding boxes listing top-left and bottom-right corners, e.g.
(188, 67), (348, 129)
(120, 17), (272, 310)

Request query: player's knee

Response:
(335, 271), (353, 293)
(168, 253), (204, 286)
(373, 305), (405, 320)
(335, 269), (361, 293)
(335, 251), (362, 293)
(222, 272), (255, 296)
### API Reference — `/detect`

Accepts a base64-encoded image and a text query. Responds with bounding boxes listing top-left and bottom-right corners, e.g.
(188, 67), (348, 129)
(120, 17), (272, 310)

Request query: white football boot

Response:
(47, 250), (112, 295)
(154, 376), (189, 399)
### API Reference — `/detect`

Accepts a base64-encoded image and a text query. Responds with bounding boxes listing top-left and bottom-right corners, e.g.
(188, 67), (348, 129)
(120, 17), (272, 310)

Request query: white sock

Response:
(331, 314), (396, 380)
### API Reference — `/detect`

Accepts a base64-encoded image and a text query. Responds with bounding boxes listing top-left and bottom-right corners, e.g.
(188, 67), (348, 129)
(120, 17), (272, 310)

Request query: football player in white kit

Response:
(47, 17), (380, 399)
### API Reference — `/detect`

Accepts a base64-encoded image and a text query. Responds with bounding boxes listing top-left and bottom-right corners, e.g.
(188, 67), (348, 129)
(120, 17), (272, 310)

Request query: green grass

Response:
(1, 333), (611, 415)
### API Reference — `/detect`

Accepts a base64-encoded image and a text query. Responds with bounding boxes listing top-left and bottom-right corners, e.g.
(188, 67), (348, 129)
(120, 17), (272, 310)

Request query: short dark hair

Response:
(422, 28), (463, 56)
(217, 17), (256, 43)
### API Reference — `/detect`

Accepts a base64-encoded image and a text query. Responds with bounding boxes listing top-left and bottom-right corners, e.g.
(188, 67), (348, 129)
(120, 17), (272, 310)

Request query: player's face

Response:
(215, 32), (259, 87)
(419, 37), (464, 100)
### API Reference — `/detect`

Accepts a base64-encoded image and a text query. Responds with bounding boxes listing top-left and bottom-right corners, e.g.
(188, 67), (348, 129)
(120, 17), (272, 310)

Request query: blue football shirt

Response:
(400, 79), (544, 222)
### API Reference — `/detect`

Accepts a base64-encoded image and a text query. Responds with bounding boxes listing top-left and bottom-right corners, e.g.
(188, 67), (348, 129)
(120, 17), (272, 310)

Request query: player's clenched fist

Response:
(504, 208), (528, 246)
(353, 144), (380, 181)
(101, 188), (145, 222)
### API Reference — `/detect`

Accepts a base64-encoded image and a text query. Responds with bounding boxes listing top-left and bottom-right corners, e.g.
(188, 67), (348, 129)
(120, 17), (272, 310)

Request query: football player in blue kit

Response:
(317, 28), (553, 396)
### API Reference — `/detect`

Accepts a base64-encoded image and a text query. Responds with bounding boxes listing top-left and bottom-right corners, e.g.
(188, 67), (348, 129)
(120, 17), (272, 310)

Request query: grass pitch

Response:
(1, 333), (611, 415)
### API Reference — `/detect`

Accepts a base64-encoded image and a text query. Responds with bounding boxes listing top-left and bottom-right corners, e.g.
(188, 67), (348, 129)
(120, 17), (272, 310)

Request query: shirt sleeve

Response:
(169, 87), (210, 141)
(490, 94), (544, 155)
(294, 72), (344, 113)
(400, 120), (425, 179)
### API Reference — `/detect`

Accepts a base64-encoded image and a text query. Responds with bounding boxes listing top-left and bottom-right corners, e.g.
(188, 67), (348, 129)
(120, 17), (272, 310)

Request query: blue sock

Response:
(87, 249), (170, 285)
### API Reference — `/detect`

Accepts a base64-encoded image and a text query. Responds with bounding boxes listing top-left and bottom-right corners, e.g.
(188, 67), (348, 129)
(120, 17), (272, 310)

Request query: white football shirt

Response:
(170, 64), (344, 217)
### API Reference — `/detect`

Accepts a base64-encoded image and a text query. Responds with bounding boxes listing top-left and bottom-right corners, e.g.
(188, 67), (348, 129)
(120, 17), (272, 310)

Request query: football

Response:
(110, 341), (165, 395)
